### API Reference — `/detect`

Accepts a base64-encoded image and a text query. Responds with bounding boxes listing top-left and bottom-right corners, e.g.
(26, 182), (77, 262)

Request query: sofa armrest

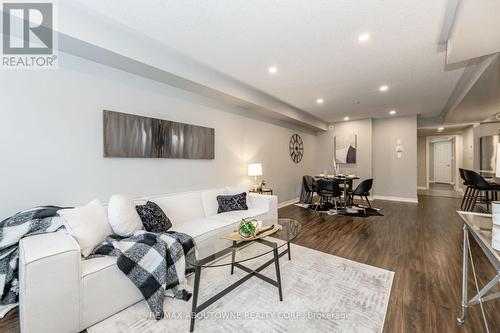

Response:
(248, 193), (278, 220)
(19, 231), (81, 333)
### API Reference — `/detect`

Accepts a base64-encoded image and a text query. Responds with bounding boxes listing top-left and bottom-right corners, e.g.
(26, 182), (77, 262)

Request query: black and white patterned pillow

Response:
(135, 201), (172, 233)
(217, 192), (248, 213)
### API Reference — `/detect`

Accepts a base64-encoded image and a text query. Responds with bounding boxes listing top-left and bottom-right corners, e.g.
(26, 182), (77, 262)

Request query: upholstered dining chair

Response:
(348, 179), (373, 212)
(315, 179), (342, 212)
(300, 175), (317, 204)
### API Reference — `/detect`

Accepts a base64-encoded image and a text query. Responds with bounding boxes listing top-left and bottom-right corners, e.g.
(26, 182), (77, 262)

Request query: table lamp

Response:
(248, 163), (263, 191)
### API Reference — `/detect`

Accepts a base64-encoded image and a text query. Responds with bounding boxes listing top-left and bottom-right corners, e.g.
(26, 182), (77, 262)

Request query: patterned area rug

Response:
(89, 243), (393, 333)
(294, 203), (383, 217)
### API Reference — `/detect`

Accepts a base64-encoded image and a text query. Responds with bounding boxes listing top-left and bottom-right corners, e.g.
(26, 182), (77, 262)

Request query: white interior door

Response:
(433, 141), (452, 183)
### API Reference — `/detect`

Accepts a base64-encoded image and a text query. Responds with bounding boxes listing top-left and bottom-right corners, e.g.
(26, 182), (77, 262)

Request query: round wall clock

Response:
(289, 134), (304, 163)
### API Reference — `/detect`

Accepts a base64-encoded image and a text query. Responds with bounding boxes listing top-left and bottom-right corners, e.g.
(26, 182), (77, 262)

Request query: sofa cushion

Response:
(169, 217), (232, 239)
(200, 188), (225, 217)
(135, 201), (172, 233)
(150, 192), (204, 227)
(58, 199), (113, 257)
(81, 257), (142, 328)
(82, 256), (118, 276)
(107, 194), (143, 237)
(210, 208), (268, 223)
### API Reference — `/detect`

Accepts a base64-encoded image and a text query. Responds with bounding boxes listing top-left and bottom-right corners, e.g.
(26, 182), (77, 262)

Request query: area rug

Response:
(294, 203), (383, 218)
(338, 207), (383, 218)
(294, 202), (337, 215)
(88, 243), (394, 333)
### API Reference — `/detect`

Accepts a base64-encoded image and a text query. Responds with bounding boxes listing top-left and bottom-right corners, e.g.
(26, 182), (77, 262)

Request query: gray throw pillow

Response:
(135, 201), (172, 233)
(217, 192), (248, 213)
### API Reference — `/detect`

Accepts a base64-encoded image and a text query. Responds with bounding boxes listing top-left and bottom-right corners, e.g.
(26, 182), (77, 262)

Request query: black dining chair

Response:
(465, 170), (500, 212)
(315, 179), (342, 212)
(300, 175), (317, 204)
(348, 179), (373, 212)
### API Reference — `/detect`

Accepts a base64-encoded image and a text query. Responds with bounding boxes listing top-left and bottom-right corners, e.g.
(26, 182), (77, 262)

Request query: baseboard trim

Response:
(278, 197), (300, 208)
(372, 195), (419, 204)
(417, 186), (428, 190)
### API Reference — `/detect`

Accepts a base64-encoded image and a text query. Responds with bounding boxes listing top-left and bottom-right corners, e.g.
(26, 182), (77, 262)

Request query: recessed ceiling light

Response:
(438, 127), (444, 131)
(316, 98), (324, 104)
(358, 33), (370, 43)
(389, 110), (396, 115)
(379, 85), (389, 92)
(268, 66), (277, 74)
(344, 117), (350, 121)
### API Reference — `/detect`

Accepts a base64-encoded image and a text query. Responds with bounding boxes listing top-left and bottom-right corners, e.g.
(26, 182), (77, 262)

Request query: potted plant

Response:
(239, 219), (258, 238)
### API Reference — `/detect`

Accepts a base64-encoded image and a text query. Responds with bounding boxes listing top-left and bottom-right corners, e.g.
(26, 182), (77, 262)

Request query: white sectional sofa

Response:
(18, 187), (277, 333)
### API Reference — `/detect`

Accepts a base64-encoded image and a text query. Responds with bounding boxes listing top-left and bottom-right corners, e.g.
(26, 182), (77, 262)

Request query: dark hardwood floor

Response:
(281, 195), (500, 333)
(1, 195), (498, 332)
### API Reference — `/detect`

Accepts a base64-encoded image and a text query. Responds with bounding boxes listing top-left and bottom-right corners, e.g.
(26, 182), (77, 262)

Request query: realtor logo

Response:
(1, 1), (57, 69)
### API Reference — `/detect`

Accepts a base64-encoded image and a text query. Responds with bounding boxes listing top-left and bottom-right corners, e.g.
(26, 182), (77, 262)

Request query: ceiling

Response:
(71, 0), (465, 123)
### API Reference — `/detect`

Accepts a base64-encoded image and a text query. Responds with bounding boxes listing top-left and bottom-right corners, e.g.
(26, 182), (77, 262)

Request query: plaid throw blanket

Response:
(90, 230), (196, 319)
(0, 206), (65, 317)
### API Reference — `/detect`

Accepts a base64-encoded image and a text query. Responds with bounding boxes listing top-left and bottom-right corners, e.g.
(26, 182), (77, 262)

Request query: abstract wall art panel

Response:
(103, 110), (215, 159)
(334, 134), (357, 164)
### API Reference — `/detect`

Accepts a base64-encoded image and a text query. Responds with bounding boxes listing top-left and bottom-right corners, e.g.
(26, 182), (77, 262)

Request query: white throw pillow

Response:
(108, 194), (143, 237)
(58, 199), (113, 257)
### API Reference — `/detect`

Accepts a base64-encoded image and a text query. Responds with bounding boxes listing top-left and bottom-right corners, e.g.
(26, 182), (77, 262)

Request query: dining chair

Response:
(300, 175), (317, 204)
(348, 179), (373, 213)
(315, 179), (342, 212)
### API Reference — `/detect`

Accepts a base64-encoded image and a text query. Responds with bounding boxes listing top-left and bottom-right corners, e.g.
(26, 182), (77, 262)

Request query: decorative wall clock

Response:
(289, 134), (304, 163)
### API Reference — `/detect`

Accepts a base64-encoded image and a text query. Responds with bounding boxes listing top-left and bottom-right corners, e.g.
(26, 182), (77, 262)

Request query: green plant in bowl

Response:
(239, 219), (257, 238)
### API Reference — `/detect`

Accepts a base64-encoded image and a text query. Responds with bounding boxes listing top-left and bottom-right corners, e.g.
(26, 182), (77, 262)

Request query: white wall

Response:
(473, 122), (500, 169)
(316, 117), (418, 200)
(372, 115), (418, 201)
(463, 125), (474, 170)
(417, 136), (426, 188)
(316, 119), (372, 183)
(0, 53), (317, 217)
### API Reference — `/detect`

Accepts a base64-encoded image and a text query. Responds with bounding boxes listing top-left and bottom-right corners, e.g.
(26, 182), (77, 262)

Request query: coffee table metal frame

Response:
(189, 237), (292, 332)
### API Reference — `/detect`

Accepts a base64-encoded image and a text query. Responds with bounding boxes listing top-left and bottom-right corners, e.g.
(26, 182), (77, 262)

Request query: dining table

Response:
(314, 174), (360, 208)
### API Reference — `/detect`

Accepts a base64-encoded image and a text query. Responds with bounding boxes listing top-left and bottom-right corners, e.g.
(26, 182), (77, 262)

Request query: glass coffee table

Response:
(186, 218), (301, 332)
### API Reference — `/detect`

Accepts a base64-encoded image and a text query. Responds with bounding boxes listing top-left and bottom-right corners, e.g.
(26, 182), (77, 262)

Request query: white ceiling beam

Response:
(440, 54), (498, 123)
(446, 0), (500, 64)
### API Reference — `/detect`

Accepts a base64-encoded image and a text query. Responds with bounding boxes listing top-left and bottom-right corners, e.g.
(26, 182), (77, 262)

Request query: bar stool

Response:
(459, 168), (473, 210)
(465, 170), (500, 212)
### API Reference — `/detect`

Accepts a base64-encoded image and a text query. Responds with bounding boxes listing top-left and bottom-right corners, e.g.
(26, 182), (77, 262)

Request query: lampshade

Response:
(496, 143), (500, 177)
(248, 163), (263, 177)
